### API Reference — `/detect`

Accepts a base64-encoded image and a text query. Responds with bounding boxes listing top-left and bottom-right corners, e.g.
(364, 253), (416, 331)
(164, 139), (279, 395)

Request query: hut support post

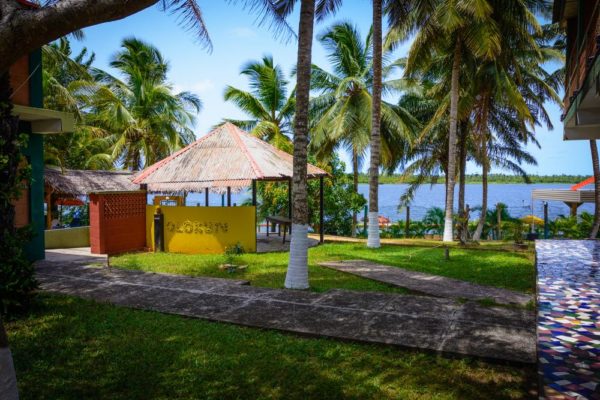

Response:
(544, 202), (549, 239)
(252, 180), (257, 237)
(227, 187), (231, 207)
(320, 176), (324, 243)
(205, 188), (209, 206)
(45, 189), (53, 229)
(405, 206), (410, 238)
(288, 178), (292, 234)
(565, 202), (581, 217)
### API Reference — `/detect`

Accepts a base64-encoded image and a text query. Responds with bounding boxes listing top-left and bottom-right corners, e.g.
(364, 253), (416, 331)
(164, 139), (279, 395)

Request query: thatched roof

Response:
(133, 123), (328, 193)
(45, 167), (138, 197)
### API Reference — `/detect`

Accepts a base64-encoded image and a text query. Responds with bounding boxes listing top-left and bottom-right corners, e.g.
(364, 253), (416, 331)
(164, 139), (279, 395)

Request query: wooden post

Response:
(569, 202), (580, 217)
(205, 188), (209, 206)
(252, 180), (257, 237)
(496, 203), (502, 240)
(287, 179), (292, 220)
(288, 178), (292, 235)
(405, 206), (410, 238)
(319, 176), (324, 243)
(45, 190), (52, 229)
(227, 187), (231, 207)
(544, 202), (549, 239)
(153, 208), (164, 252)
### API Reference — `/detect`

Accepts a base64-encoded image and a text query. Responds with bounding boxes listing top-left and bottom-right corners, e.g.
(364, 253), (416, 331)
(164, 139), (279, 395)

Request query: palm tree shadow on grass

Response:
(10, 294), (536, 399)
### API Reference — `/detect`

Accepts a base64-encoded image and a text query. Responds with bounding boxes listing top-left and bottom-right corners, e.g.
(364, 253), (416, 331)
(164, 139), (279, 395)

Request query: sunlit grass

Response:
(110, 242), (534, 293)
(7, 294), (537, 400)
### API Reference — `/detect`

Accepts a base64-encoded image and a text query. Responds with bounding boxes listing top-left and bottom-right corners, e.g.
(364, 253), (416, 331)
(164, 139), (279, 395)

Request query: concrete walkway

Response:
(319, 260), (533, 306)
(35, 260), (535, 363)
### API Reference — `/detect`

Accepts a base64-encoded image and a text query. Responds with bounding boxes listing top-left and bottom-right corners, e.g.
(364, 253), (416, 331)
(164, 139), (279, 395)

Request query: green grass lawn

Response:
(7, 294), (537, 400)
(110, 243), (534, 293)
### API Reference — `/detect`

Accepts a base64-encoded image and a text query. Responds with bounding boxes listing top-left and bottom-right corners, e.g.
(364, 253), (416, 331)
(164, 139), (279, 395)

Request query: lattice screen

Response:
(103, 193), (146, 220)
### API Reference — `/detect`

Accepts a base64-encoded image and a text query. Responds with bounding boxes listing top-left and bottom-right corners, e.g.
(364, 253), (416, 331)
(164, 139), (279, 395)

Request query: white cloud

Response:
(231, 27), (257, 38)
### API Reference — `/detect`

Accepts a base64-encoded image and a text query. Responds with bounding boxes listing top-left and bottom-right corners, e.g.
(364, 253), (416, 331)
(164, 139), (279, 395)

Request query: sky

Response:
(69, 1), (593, 176)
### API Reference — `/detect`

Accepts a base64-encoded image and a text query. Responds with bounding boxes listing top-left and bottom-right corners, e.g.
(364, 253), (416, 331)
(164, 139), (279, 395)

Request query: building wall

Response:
(9, 56), (30, 106)
(90, 192), (147, 255)
(10, 49), (46, 261)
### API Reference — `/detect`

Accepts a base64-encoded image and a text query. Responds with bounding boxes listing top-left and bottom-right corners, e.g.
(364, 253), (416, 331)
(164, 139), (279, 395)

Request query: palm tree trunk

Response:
(352, 149), (358, 237)
(473, 151), (488, 241)
(284, 0), (315, 290)
(458, 123), (467, 242)
(0, 73), (19, 400)
(590, 140), (600, 238)
(458, 123), (467, 213)
(367, 0), (382, 248)
(443, 38), (462, 242)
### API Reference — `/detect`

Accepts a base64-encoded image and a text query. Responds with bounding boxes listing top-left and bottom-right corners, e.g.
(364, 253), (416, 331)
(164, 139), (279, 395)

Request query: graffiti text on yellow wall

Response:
(166, 221), (229, 234)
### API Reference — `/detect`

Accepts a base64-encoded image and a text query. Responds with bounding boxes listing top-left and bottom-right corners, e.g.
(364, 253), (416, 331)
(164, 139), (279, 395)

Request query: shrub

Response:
(0, 226), (37, 316)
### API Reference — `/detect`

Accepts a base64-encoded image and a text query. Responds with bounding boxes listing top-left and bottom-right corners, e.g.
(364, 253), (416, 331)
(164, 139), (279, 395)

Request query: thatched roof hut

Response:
(45, 167), (137, 197)
(133, 123), (328, 193)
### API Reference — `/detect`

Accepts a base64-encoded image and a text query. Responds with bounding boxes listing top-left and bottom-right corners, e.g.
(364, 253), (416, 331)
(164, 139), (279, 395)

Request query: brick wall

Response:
(89, 191), (147, 255)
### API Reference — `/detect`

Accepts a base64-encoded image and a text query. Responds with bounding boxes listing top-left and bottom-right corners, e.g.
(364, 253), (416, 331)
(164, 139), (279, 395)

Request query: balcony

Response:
(563, 2), (600, 139)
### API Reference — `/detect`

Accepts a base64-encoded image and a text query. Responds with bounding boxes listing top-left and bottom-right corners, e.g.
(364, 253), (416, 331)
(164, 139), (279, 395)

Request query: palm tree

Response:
(283, 0), (317, 289)
(367, 0), (384, 247)
(90, 38), (202, 170)
(270, 0), (342, 290)
(223, 56), (294, 152)
(42, 38), (113, 170)
(398, 0), (501, 242)
(310, 22), (417, 236)
(469, 19), (562, 240)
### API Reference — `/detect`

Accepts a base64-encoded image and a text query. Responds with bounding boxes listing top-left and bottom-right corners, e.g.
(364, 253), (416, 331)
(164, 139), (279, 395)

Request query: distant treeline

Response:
(355, 174), (590, 185)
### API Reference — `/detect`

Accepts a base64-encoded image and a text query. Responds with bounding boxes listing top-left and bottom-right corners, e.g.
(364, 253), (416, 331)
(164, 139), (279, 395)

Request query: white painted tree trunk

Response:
(442, 38), (462, 242)
(367, 212), (380, 248)
(367, 0), (382, 249)
(285, 224), (309, 289)
(0, 348), (18, 400)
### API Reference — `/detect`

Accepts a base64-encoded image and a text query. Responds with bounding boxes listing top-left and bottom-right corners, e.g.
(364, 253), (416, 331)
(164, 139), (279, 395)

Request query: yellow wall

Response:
(45, 226), (90, 249)
(146, 206), (256, 254)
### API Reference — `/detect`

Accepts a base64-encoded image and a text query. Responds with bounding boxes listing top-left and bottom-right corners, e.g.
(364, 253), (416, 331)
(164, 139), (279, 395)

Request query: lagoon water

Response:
(182, 183), (594, 223)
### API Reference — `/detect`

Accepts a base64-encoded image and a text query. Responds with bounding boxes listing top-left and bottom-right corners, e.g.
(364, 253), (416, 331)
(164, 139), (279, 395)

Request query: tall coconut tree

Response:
(367, 0), (384, 247)
(222, 56), (294, 152)
(90, 38), (202, 170)
(399, 0), (501, 242)
(42, 37), (113, 170)
(310, 22), (417, 236)
(266, 0), (342, 289)
(469, 19), (562, 240)
(282, 0), (318, 289)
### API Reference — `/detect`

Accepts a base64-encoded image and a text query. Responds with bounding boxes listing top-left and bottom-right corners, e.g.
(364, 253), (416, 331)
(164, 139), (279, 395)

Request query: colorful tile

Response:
(537, 240), (600, 400)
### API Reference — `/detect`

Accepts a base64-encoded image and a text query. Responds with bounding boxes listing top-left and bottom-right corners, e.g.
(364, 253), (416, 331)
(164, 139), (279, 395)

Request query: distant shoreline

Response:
(355, 174), (590, 185)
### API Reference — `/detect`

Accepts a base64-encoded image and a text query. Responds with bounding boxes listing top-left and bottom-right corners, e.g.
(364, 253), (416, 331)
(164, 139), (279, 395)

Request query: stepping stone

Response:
(319, 260), (533, 306)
